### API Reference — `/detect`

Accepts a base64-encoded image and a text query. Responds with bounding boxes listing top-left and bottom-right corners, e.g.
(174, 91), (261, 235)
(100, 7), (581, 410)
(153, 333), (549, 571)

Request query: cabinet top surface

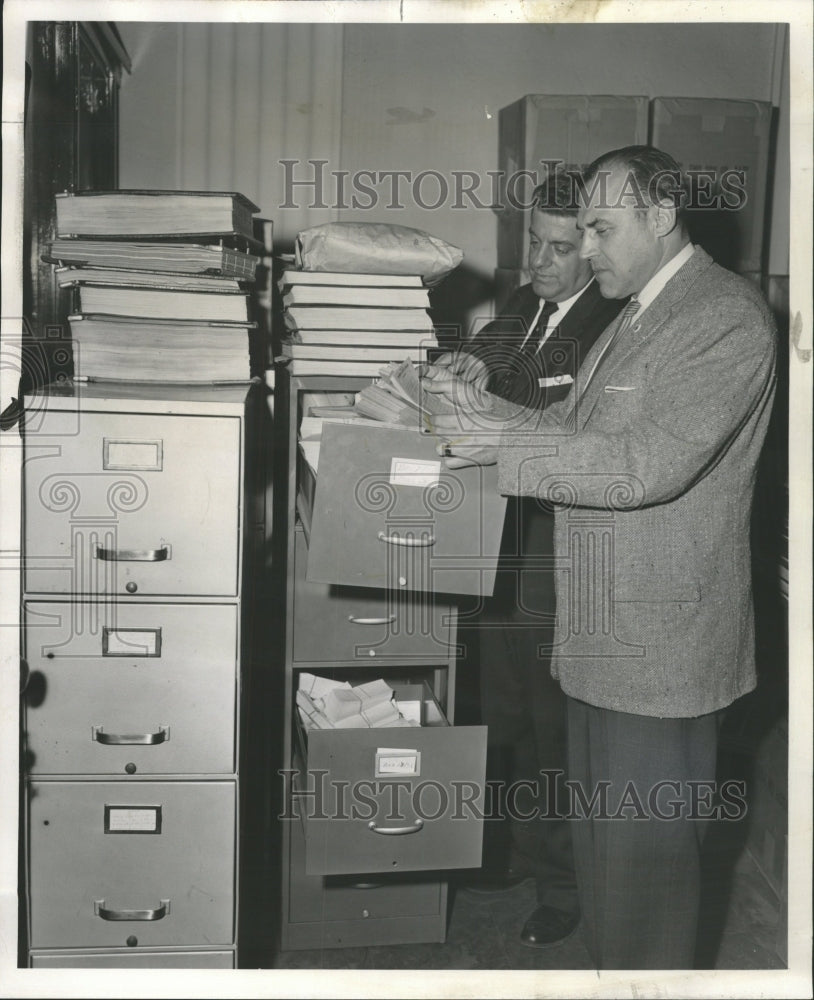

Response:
(25, 379), (261, 416)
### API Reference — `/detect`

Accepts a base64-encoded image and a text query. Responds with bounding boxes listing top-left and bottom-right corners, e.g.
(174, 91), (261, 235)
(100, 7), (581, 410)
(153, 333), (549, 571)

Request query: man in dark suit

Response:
(452, 173), (624, 948)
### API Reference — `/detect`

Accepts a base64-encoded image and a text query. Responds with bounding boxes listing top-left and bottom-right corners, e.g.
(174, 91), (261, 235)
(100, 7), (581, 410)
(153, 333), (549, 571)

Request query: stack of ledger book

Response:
(44, 190), (262, 383)
(278, 269), (439, 376)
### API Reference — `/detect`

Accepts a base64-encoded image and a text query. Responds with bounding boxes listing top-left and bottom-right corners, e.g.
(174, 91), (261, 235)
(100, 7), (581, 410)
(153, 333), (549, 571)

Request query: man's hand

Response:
(433, 410), (500, 469)
(421, 350), (490, 399)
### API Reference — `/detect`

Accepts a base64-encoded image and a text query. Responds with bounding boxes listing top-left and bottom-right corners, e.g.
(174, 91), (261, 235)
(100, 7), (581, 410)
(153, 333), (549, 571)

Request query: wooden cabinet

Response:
(24, 22), (130, 384)
(275, 372), (490, 951)
(21, 382), (268, 967)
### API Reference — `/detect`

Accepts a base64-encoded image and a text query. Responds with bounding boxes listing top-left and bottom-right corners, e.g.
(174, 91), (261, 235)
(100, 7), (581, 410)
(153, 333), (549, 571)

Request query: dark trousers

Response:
(477, 499), (577, 914)
(566, 696), (719, 969)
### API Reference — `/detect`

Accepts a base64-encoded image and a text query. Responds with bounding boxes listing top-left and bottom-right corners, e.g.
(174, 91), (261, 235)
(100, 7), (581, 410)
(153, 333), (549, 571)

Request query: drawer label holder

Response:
(375, 747), (421, 778)
(389, 457), (440, 489)
(104, 804), (162, 834)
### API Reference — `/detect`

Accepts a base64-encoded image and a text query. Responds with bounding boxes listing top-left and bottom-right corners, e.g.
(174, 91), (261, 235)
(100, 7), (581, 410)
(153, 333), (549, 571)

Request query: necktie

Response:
(492, 299), (558, 400)
(563, 297), (640, 430)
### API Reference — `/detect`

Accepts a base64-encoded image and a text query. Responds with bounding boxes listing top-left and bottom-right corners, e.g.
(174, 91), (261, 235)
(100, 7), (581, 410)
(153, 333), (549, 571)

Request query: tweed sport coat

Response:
(466, 280), (624, 605)
(494, 247), (777, 718)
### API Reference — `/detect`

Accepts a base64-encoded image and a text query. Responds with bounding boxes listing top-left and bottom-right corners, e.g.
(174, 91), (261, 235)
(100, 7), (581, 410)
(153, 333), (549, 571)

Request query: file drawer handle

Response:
(95, 545), (170, 562)
(347, 615), (396, 626)
(92, 725), (170, 746)
(377, 532), (435, 547)
(368, 818), (424, 836)
(94, 899), (170, 921)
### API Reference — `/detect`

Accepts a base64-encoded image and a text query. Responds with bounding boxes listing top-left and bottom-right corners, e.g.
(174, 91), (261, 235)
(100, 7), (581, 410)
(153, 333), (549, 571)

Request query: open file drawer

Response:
(304, 422), (507, 597)
(292, 682), (487, 876)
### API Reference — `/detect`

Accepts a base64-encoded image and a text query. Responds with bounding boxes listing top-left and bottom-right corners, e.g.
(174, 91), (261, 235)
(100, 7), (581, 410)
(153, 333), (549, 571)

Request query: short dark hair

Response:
(582, 145), (687, 218)
(530, 170), (581, 216)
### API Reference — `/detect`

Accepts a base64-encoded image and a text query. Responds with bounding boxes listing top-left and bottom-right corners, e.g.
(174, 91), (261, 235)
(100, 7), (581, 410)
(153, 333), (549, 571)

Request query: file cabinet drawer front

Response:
(299, 725), (487, 876)
(288, 801), (442, 924)
(23, 411), (240, 596)
(24, 602), (237, 775)
(28, 781), (236, 949)
(305, 423), (507, 597)
(31, 949), (235, 968)
(292, 530), (454, 662)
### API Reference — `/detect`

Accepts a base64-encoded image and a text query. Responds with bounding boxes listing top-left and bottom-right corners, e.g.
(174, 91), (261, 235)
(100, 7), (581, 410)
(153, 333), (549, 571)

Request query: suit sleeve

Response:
(497, 291), (777, 510)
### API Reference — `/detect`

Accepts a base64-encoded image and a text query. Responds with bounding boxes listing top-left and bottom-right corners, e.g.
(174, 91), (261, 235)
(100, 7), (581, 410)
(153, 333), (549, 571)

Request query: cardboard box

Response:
(497, 94), (649, 268)
(650, 97), (773, 273)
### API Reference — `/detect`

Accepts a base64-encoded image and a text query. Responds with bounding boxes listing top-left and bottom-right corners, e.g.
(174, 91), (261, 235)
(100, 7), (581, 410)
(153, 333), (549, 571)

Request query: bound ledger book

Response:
(68, 315), (254, 383)
(71, 283), (251, 322)
(283, 285), (430, 308)
(55, 190), (260, 240)
(54, 266), (242, 291)
(281, 329), (434, 347)
(45, 239), (260, 279)
(278, 269), (423, 289)
(284, 305), (433, 333)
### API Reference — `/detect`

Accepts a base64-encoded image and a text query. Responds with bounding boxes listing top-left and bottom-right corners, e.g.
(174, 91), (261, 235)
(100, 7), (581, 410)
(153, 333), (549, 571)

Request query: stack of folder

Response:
(44, 190), (263, 383)
(296, 673), (420, 731)
(277, 269), (439, 376)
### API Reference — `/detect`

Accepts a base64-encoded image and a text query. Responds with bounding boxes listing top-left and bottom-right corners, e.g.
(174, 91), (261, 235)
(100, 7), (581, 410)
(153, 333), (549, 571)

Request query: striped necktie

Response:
(563, 297), (640, 430)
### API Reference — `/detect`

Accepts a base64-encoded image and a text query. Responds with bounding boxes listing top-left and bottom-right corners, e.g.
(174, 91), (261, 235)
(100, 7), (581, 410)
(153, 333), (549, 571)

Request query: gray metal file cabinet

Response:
(277, 372), (492, 950)
(21, 381), (267, 968)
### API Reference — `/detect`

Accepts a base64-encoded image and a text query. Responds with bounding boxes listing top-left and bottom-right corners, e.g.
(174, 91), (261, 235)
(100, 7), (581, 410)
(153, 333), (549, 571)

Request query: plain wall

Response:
(117, 21), (789, 328)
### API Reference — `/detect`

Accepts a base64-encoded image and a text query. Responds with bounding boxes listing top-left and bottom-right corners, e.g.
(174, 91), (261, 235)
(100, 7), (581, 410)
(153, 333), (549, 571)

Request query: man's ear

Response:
(652, 201), (678, 238)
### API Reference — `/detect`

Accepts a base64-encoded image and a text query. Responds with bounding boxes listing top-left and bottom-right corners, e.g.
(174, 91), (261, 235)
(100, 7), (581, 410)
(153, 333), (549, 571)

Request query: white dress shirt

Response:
(635, 242), (696, 318)
(520, 278), (597, 353)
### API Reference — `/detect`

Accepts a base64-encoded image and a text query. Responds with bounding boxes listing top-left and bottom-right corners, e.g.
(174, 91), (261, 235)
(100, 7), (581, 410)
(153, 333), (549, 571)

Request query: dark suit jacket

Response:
(466, 280), (624, 613)
(471, 280), (625, 411)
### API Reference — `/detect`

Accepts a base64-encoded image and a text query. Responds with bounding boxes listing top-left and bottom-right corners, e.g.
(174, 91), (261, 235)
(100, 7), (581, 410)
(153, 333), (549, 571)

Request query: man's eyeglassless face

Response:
(528, 209), (594, 303)
(577, 168), (662, 300)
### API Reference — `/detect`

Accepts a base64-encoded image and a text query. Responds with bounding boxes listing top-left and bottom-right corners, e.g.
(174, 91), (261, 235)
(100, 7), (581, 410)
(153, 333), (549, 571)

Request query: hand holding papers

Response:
(353, 359), (458, 429)
(421, 354), (503, 468)
(421, 350), (490, 397)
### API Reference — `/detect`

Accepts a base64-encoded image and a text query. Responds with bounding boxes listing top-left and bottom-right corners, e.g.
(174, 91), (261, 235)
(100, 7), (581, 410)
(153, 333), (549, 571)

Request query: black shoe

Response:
(519, 905), (580, 948)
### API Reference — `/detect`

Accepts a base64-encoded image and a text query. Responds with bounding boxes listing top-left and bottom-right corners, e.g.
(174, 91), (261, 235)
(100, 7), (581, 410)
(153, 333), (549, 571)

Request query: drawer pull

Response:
(93, 725), (170, 746)
(95, 545), (170, 562)
(347, 614), (396, 626)
(367, 818), (424, 836)
(94, 898), (170, 921)
(377, 532), (435, 548)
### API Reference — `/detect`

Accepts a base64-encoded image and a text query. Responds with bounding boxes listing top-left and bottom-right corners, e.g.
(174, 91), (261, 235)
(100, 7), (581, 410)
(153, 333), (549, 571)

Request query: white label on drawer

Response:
(390, 457), (440, 489)
(105, 806), (161, 834)
(103, 438), (163, 471)
(375, 748), (421, 777)
(103, 628), (161, 657)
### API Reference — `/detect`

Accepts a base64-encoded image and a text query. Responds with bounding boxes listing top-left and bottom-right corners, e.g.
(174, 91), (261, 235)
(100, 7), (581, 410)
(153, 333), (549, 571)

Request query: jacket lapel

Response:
(576, 248), (715, 425)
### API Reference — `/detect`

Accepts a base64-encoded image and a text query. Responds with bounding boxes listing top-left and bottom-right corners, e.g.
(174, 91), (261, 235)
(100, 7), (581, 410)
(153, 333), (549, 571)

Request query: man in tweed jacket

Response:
(458, 176), (624, 948)
(426, 146), (777, 968)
